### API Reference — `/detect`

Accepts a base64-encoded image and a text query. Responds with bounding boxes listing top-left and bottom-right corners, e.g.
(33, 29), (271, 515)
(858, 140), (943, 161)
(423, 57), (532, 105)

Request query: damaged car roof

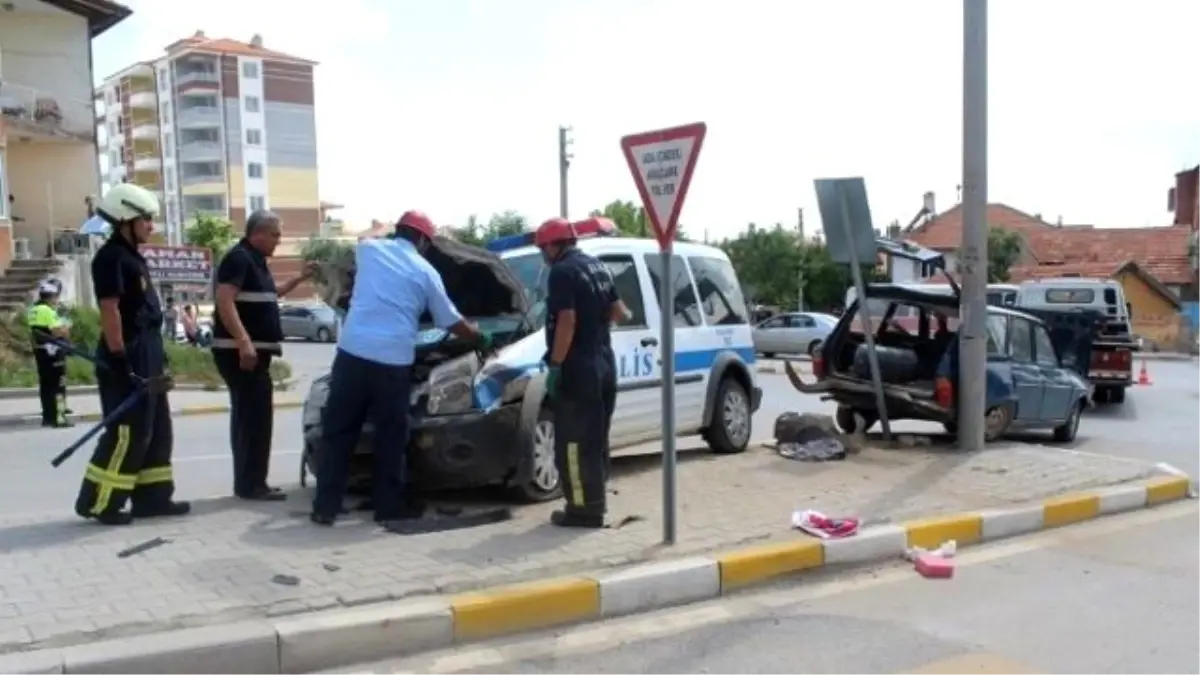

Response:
(862, 283), (1044, 323)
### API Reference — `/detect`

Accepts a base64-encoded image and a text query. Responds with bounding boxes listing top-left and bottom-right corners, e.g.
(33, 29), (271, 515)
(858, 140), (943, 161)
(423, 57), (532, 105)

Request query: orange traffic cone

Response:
(1137, 359), (1151, 386)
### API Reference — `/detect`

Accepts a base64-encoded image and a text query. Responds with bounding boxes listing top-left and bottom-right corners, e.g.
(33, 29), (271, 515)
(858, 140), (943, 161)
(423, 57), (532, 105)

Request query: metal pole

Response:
(659, 246), (678, 545)
(558, 126), (571, 219)
(840, 186), (891, 441)
(958, 0), (989, 451)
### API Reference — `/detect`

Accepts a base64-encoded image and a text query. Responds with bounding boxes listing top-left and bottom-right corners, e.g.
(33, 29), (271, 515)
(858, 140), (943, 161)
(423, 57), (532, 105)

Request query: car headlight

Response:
(303, 375), (331, 428)
(476, 361), (532, 410)
(426, 355), (479, 416)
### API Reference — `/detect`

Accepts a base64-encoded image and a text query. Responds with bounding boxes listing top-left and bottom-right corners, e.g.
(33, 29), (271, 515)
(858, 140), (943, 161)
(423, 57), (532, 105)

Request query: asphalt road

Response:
(343, 501), (1200, 674)
(0, 350), (1194, 519)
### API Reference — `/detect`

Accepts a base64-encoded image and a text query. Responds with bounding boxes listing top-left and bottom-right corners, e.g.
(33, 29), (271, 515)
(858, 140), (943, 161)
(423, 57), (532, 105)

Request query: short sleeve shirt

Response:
(91, 234), (162, 344)
(211, 239), (283, 353)
(545, 248), (618, 365)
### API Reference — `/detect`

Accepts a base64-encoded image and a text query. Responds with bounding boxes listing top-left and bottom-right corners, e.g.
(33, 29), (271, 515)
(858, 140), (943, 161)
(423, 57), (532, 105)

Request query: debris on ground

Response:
(791, 509), (860, 539)
(778, 438), (846, 461)
(322, 563), (341, 573)
(774, 412), (865, 455)
(116, 537), (171, 558)
(272, 574), (301, 586)
(382, 506), (512, 535)
(907, 539), (957, 579)
(608, 514), (645, 530)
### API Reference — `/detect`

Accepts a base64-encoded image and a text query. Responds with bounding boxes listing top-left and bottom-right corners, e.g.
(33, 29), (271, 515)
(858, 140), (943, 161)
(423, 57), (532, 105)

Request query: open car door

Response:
(1018, 308), (1097, 377)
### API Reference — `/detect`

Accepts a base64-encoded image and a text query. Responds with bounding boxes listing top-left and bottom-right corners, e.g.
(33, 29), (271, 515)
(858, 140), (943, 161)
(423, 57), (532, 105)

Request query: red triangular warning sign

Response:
(620, 122), (707, 250)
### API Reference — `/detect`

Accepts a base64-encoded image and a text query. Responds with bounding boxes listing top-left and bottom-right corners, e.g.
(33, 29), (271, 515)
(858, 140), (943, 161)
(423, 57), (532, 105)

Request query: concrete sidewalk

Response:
(0, 436), (1172, 661)
(0, 390), (304, 429)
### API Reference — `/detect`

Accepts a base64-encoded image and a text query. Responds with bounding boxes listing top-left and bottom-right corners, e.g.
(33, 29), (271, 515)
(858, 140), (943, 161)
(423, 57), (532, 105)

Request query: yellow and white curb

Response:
(0, 401), (304, 429)
(2, 474), (1192, 674)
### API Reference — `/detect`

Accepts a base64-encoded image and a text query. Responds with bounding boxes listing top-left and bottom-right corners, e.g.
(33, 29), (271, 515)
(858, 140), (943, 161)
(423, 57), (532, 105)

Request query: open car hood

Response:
(318, 236), (529, 324)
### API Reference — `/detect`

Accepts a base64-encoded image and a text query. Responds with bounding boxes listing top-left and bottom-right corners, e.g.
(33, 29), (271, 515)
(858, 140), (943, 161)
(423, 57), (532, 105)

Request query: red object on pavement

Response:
(914, 554), (955, 579)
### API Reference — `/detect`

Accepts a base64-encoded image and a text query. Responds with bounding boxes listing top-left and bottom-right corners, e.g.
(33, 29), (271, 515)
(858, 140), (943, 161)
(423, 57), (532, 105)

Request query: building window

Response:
(0, 154), (7, 219)
(163, 132), (173, 158)
(249, 195), (266, 212)
(242, 61), (259, 78)
(161, 102), (171, 125)
(116, 118), (124, 134)
(165, 167), (175, 192)
(244, 95), (260, 113)
(246, 128), (262, 145)
(106, 90), (115, 105)
(247, 162), (263, 179)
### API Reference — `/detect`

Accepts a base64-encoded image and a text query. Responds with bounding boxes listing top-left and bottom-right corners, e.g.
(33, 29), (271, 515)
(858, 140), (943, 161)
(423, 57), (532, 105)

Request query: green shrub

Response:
(0, 306), (292, 389)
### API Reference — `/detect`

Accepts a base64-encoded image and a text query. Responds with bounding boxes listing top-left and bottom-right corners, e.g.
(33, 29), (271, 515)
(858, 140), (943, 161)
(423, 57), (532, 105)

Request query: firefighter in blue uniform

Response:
(27, 280), (72, 428)
(536, 218), (629, 528)
(73, 184), (190, 526)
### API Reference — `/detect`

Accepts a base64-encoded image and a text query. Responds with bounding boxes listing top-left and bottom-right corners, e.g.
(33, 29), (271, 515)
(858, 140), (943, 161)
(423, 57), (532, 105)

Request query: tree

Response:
(484, 211), (528, 239)
(185, 213), (238, 259)
(985, 228), (1023, 282)
(591, 200), (649, 237)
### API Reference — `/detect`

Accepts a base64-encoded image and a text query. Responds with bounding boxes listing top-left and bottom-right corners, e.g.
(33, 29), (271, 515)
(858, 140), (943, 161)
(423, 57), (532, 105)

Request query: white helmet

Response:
(38, 280), (60, 296)
(97, 183), (160, 225)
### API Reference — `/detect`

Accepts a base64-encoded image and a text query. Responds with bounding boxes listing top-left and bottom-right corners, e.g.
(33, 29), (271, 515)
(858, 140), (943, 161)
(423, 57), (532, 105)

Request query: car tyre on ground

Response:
(835, 405), (878, 435)
(1052, 400), (1085, 442)
(509, 406), (563, 502)
(316, 327), (332, 343)
(705, 376), (752, 454)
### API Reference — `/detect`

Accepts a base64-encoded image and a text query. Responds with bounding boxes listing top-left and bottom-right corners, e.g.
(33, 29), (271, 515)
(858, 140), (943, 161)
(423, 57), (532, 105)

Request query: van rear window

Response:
(1044, 289), (1095, 304)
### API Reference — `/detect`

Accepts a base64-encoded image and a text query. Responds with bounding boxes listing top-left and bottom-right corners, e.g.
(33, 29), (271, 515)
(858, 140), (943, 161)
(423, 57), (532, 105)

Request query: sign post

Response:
(620, 122), (707, 546)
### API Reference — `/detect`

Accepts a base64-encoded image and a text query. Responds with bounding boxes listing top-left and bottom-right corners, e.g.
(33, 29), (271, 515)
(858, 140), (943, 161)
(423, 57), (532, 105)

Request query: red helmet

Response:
(534, 218), (576, 247)
(396, 210), (436, 239)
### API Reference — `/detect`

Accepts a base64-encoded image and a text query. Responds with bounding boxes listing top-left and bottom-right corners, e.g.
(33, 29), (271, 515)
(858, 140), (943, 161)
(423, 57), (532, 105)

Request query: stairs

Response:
(0, 259), (63, 312)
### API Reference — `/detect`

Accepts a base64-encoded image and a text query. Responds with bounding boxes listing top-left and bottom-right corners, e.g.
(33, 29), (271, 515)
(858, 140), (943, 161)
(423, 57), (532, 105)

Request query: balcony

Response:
(176, 106), (221, 128)
(0, 80), (95, 142)
(176, 70), (219, 88)
(182, 171), (225, 187)
(128, 91), (157, 109)
(133, 154), (162, 172)
(131, 121), (159, 139)
(178, 141), (225, 162)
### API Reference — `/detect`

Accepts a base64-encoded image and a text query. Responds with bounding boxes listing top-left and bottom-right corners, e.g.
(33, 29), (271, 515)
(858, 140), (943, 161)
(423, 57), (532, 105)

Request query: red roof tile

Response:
(1023, 226), (1194, 284)
(168, 35), (316, 65)
(906, 203), (1052, 250)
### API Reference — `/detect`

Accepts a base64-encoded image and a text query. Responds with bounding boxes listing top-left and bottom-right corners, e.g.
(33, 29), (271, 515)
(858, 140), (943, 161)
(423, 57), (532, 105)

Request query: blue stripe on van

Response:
(473, 346), (756, 411)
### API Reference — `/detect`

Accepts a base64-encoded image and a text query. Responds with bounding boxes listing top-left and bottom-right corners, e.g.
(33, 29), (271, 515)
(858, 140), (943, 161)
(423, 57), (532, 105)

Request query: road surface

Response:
(0, 352), (1194, 518)
(341, 501), (1200, 674)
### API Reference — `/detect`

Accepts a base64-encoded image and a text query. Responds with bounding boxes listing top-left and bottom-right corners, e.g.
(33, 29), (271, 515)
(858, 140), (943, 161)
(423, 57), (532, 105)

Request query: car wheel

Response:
(983, 404), (1013, 442)
(835, 405), (877, 434)
(316, 327), (332, 342)
(1108, 386), (1126, 404)
(807, 340), (823, 356)
(706, 376), (752, 454)
(510, 407), (563, 502)
(1052, 400), (1084, 442)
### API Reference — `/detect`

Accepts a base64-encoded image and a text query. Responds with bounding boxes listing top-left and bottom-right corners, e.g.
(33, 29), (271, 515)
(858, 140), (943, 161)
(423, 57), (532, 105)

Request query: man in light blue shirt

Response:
(311, 210), (491, 526)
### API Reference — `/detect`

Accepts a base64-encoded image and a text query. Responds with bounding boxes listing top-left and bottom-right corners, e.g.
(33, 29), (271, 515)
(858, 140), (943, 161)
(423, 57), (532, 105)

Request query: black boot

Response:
(550, 509), (604, 529)
(131, 501), (191, 518)
(79, 510), (134, 526)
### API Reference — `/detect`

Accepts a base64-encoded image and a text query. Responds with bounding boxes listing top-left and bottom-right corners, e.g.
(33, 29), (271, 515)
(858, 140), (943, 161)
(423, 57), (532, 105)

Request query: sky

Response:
(91, 0), (1200, 239)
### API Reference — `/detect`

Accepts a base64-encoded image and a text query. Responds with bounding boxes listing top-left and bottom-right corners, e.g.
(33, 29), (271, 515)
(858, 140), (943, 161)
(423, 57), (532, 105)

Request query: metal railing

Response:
(175, 106), (221, 127)
(176, 70), (219, 86)
(178, 141), (224, 162)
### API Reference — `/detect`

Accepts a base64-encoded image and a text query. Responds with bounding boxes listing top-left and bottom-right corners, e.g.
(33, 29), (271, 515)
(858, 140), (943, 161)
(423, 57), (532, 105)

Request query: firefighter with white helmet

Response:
(73, 183), (190, 526)
(26, 279), (72, 428)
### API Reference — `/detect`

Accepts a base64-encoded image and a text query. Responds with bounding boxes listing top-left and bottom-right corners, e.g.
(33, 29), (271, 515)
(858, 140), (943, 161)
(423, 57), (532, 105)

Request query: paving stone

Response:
(0, 440), (1165, 652)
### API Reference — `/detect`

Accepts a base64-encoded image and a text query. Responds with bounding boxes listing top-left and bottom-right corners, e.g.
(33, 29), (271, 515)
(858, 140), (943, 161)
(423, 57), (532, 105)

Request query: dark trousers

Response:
(553, 355), (617, 516)
(74, 342), (176, 517)
(312, 349), (413, 519)
(35, 352), (67, 425)
(214, 350), (275, 496)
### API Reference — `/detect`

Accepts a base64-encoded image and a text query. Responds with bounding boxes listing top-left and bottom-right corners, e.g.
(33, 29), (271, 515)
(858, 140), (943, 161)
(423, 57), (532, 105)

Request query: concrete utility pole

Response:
(958, 0), (989, 451)
(558, 126), (573, 219)
(797, 207), (806, 311)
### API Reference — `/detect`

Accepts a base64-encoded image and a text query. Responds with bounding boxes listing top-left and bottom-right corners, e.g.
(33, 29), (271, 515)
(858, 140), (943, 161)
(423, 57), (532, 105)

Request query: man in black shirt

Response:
(74, 184), (190, 525)
(212, 209), (316, 501)
(536, 218), (629, 528)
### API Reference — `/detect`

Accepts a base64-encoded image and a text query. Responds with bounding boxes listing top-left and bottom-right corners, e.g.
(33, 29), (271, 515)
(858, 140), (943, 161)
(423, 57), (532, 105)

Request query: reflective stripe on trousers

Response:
(86, 424), (133, 515)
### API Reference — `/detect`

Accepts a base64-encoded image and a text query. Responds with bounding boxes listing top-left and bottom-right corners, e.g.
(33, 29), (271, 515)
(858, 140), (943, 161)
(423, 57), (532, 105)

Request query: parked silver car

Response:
(752, 311), (839, 357)
(281, 304), (339, 342)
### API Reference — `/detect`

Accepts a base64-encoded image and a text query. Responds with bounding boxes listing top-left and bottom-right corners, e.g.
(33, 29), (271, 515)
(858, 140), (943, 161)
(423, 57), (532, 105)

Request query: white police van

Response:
(300, 218), (762, 501)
